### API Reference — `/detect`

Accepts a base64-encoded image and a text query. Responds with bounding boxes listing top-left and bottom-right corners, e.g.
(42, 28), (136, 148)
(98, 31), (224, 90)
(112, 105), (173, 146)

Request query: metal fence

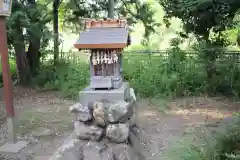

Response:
(121, 49), (240, 63)
(70, 49), (240, 65)
(123, 49), (240, 55)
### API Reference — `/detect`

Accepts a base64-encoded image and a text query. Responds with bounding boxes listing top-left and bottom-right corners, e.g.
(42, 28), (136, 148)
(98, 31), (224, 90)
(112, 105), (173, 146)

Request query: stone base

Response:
(79, 82), (130, 105)
(49, 136), (141, 160)
(0, 141), (30, 153)
(51, 87), (143, 160)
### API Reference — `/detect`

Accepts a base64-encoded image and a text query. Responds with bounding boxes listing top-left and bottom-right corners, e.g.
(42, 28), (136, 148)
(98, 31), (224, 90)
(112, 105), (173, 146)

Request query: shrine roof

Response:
(74, 19), (131, 49)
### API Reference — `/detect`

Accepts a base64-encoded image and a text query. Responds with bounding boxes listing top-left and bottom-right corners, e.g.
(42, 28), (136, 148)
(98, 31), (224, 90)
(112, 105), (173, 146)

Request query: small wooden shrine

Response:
(74, 19), (131, 89)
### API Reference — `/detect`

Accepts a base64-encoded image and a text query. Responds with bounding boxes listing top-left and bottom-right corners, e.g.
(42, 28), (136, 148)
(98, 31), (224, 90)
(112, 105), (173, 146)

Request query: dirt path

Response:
(135, 98), (239, 160)
(0, 87), (239, 160)
(0, 87), (75, 159)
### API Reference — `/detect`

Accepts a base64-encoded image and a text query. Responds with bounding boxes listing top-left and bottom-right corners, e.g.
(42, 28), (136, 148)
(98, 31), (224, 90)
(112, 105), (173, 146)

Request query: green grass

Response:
(18, 111), (48, 135)
(166, 116), (240, 160)
(166, 134), (205, 160)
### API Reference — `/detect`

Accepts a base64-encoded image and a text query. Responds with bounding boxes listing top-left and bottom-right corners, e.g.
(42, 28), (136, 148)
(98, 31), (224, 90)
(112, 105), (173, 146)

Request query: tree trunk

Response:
(26, 0), (42, 75)
(108, 0), (114, 18)
(27, 38), (41, 76)
(14, 36), (31, 85)
(53, 0), (60, 64)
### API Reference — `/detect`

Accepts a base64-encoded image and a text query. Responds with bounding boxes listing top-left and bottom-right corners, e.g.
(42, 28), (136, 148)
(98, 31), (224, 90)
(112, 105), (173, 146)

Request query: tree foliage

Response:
(4, 0), (158, 84)
(6, 0), (51, 84)
(160, 0), (240, 40)
(65, 0), (158, 39)
(159, 0), (240, 92)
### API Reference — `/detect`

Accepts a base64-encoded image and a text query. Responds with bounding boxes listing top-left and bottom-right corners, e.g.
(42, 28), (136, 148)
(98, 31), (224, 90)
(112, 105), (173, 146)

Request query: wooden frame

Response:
(89, 50), (123, 89)
(0, 0), (12, 17)
(85, 19), (127, 29)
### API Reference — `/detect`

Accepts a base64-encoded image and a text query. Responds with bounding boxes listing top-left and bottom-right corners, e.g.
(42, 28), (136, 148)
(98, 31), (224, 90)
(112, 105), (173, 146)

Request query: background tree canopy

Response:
(160, 0), (240, 40)
(2, 0), (240, 89)
(5, 0), (158, 85)
(64, 0), (159, 39)
(0, 1), (240, 160)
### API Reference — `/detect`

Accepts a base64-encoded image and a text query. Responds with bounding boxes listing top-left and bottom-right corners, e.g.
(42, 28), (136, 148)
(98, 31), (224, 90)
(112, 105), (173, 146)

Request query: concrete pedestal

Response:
(0, 118), (29, 154)
(79, 82), (130, 105)
(0, 141), (29, 154)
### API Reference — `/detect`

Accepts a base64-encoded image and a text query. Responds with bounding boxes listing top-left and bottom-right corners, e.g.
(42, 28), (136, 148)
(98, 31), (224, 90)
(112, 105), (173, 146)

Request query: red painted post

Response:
(0, 16), (15, 118)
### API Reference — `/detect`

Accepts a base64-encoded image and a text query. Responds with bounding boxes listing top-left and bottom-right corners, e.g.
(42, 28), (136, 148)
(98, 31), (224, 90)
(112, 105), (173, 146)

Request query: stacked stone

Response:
(50, 89), (145, 160)
(69, 98), (135, 144)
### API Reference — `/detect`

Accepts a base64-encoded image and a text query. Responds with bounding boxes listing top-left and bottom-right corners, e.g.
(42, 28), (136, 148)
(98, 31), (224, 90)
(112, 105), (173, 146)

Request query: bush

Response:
(123, 39), (208, 98)
(123, 38), (240, 98)
(0, 58), (17, 87)
(170, 116), (240, 160)
(212, 117), (240, 160)
(34, 42), (240, 99)
(33, 54), (89, 99)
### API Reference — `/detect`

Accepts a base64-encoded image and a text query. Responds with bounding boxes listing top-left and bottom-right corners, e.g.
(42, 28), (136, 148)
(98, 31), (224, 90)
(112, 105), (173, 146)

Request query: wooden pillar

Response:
(102, 49), (106, 77)
(90, 51), (94, 77)
(0, 16), (16, 143)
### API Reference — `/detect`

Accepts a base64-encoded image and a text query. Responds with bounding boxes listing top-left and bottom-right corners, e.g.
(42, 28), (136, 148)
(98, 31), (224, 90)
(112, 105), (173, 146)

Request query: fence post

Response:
(148, 50), (152, 65)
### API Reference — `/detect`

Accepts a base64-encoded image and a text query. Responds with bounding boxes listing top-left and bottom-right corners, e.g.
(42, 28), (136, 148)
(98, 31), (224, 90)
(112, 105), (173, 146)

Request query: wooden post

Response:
(108, 0), (114, 18)
(0, 1), (2, 9)
(0, 16), (16, 143)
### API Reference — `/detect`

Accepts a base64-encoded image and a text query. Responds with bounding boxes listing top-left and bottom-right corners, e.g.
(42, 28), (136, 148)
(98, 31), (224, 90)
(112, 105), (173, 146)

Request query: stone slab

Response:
(7, 117), (17, 143)
(79, 82), (130, 105)
(90, 76), (112, 89)
(0, 141), (30, 153)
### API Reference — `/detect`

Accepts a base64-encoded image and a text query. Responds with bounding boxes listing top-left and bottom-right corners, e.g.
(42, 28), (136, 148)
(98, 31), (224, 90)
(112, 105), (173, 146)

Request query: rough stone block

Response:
(107, 100), (133, 123)
(74, 121), (103, 141)
(58, 146), (83, 160)
(69, 103), (92, 122)
(57, 146), (84, 160)
(93, 101), (108, 127)
(83, 145), (101, 160)
(106, 124), (129, 143)
(112, 144), (138, 160)
(128, 130), (146, 160)
(86, 141), (107, 154)
(100, 149), (115, 160)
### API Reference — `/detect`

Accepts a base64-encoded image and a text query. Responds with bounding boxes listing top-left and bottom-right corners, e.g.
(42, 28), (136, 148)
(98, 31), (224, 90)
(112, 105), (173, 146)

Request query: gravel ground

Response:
(0, 86), (75, 159)
(134, 97), (239, 160)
